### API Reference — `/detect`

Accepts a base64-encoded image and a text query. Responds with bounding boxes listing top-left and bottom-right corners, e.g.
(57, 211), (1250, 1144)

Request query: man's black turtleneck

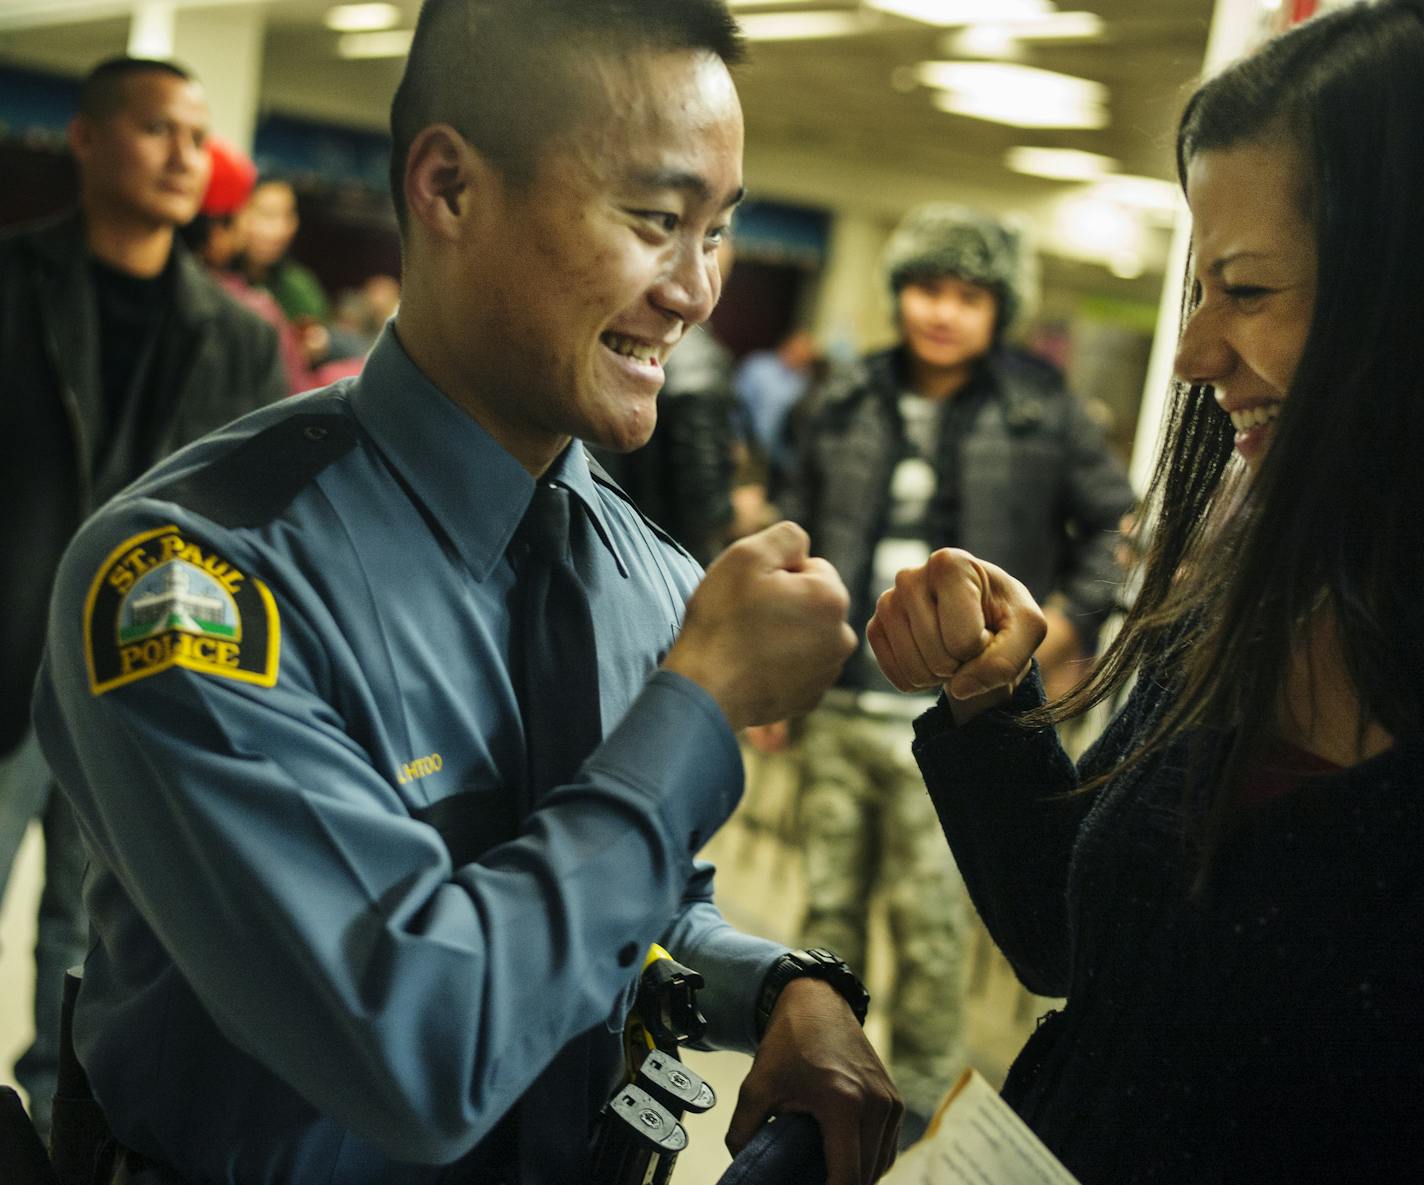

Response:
(88, 250), (178, 496)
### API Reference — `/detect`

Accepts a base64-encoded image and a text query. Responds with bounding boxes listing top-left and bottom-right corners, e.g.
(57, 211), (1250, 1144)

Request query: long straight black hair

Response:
(1045, 0), (1424, 871)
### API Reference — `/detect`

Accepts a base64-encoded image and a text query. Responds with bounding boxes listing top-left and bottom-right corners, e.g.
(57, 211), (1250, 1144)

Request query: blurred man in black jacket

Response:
(780, 204), (1135, 1141)
(0, 56), (284, 1138)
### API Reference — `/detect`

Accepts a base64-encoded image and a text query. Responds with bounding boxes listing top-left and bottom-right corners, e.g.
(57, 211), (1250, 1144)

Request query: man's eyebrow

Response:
(629, 169), (746, 210)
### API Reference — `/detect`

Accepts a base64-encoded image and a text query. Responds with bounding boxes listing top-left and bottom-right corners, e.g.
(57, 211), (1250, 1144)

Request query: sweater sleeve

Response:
(914, 667), (1163, 997)
(909, 670), (1080, 995)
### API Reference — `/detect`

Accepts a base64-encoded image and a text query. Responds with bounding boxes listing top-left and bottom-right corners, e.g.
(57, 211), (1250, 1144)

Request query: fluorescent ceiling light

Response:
(738, 11), (868, 39)
(916, 61), (1105, 102)
(945, 25), (1021, 58)
(867, 0), (1055, 26)
(1004, 11), (1103, 38)
(947, 11), (1103, 56)
(337, 28), (414, 58)
(1109, 251), (1145, 280)
(1051, 193), (1147, 268)
(919, 61), (1108, 129)
(1091, 175), (1182, 216)
(1007, 146), (1118, 181)
(325, 3), (401, 33)
(935, 89), (1107, 129)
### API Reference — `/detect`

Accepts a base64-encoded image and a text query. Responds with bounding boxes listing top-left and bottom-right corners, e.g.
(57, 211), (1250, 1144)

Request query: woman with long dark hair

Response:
(867, 2), (1424, 1179)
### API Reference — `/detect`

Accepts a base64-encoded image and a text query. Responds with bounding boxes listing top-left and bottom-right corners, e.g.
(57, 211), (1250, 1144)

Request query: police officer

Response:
(32, 2), (901, 1183)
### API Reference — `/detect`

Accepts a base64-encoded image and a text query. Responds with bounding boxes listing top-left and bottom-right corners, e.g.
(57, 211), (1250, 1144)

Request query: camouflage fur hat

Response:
(882, 203), (1035, 334)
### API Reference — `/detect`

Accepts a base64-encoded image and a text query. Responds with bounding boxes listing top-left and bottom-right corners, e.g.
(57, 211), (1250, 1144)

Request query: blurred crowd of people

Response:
(0, 62), (406, 1145)
(183, 138), (399, 395)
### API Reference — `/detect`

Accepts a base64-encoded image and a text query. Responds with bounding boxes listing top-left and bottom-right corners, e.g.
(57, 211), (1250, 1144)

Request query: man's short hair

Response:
(77, 57), (194, 122)
(388, 0), (745, 231)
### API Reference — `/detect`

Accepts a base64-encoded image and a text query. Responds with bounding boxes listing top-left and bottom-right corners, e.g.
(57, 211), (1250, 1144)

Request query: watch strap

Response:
(754, 947), (870, 1039)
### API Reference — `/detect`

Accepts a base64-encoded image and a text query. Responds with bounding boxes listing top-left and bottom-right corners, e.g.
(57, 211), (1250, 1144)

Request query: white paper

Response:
(881, 1069), (1081, 1185)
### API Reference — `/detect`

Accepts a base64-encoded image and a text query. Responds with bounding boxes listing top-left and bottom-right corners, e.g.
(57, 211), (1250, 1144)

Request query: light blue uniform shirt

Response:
(33, 328), (785, 1183)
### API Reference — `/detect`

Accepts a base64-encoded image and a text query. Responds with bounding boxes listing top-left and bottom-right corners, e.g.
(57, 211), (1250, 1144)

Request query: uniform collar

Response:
(542, 435), (630, 579)
(350, 326), (626, 581)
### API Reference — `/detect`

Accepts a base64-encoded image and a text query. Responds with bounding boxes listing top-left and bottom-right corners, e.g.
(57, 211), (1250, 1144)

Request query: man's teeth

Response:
(603, 333), (660, 365)
(1229, 404), (1282, 432)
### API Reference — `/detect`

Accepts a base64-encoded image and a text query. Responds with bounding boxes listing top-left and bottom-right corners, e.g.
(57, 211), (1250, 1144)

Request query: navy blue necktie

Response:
(511, 481), (602, 811)
(510, 481), (603, 1182)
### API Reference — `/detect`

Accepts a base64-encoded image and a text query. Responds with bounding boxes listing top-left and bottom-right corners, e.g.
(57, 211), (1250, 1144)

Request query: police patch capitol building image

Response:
(118, 561), (239, 643)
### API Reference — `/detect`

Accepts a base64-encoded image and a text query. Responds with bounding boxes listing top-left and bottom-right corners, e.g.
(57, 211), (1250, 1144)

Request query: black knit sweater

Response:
(912, 669), (1424, 1183)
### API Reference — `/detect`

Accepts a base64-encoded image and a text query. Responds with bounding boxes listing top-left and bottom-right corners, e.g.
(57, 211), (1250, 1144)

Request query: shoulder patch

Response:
(149, 413), (360, 529)
(84, 525), (280, 695)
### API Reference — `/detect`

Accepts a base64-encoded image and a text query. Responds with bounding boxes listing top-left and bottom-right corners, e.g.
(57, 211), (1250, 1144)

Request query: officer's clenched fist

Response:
(663, 522), (856, 730)
(867, 548), (1047, 725)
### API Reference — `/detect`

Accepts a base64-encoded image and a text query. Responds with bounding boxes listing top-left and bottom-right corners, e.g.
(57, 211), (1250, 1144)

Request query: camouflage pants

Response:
(797, 702), (967, 1117)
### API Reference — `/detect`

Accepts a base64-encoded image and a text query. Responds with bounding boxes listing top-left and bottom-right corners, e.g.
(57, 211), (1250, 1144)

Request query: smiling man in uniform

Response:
(32, 3), (900, 1184)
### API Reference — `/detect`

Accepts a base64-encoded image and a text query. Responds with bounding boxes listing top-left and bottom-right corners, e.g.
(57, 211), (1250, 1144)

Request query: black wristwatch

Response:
(754, 947), (870, 1039)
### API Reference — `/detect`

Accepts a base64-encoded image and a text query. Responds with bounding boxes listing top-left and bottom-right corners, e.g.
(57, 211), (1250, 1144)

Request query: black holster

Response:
(49, 968), (117, 1185)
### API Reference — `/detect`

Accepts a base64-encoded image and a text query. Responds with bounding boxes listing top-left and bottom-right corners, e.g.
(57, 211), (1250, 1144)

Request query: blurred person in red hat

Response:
(234, 176), (333, 366)
(202, 132), (257, 220)
(186, 134), (314, 394)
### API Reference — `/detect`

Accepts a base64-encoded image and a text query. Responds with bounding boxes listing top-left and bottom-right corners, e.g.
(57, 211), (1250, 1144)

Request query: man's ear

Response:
(404, 124), (495, 242)
(67, 115), (95, 164)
